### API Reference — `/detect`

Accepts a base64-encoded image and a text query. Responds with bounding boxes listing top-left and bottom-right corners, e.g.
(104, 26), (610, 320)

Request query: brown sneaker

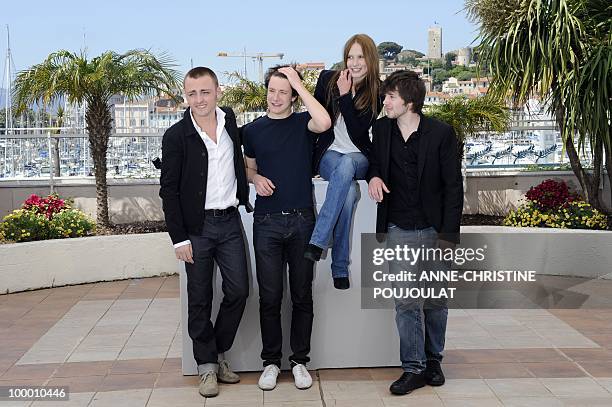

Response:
(218, 360), (240, 384)
(198, 371), (218, 397)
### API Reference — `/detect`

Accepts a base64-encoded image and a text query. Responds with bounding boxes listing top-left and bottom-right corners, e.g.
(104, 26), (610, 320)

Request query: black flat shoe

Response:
(389, 372), (426, 395)
(333, 277), (350, 290)
(303, 244), (322, 262)
(424, 360), (445, 386)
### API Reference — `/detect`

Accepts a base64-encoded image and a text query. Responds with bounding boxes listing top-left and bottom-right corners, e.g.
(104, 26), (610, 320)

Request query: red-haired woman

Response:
(305, 34), (382, 289)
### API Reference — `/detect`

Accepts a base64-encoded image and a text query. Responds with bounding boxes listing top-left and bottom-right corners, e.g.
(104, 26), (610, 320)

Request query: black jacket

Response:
(366, 115), (463, 243)
(159, 107), (251, 245)
(312, 70), (382, 174)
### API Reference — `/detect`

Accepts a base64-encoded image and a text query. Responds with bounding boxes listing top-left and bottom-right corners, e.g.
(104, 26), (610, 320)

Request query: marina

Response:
(0, 110), (591, 181)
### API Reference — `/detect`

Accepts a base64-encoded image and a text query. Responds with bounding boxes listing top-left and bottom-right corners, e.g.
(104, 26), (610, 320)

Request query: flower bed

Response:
(503, 179), (608, 229)
(0, 194), (95, 243)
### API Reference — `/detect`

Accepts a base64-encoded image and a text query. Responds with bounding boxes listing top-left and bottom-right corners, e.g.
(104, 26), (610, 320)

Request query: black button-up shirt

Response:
(387, 119), (430, 230)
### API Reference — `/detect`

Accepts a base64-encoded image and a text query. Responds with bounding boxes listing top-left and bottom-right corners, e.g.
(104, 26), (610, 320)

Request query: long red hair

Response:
(326, 33), (380, 119)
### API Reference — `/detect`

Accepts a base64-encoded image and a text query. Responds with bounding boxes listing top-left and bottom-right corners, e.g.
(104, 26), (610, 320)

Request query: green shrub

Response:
(0, 209), (51, 242)
(544, 201), (608, 229)
(48, 209), (96, 239)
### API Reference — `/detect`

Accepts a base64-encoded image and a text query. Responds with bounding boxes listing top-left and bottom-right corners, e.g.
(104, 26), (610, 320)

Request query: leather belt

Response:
(204, 206), (237, 217)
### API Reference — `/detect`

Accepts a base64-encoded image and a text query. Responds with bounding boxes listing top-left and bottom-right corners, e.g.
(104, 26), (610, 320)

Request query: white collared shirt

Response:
(173, 107), (238, 249)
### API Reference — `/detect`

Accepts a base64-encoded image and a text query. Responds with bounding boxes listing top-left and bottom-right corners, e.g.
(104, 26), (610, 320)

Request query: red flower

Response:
(21, 194), (68, 219)
(23, 194), (42, 209)
(525, 179), (579, 211)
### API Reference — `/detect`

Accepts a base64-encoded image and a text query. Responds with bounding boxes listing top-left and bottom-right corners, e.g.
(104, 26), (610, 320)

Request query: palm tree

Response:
(426, 95), (510, 165)
(219, 68), (319, 113)
(465, 0), (612, 212)
(219, 71), (267, 112)
(300, 69), (319, 95)
(13, 49), (181, 227)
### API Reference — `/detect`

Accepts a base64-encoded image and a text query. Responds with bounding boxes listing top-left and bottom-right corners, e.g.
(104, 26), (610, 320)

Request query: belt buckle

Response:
(214, 209), (224, 217)
(281, 209), (300, 215)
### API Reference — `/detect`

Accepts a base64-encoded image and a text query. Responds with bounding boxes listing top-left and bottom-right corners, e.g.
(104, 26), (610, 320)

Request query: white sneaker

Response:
(258, 364), (280, 390)
(292, 364), (312, 389)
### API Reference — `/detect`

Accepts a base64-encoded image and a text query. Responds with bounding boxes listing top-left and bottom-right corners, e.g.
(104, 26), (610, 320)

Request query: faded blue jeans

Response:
(309, 150), (368, 278)
(387, 224), (448, 374)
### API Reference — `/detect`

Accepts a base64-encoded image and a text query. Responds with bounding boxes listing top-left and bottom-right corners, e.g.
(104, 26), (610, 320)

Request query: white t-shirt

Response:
(328, 113), (361, 154)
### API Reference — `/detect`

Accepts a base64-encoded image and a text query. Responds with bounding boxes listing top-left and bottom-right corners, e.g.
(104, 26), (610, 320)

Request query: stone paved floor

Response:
(2, 275), (612, 406)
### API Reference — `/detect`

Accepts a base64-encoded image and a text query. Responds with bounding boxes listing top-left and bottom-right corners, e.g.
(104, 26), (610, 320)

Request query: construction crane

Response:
(217, 50), (284, 83)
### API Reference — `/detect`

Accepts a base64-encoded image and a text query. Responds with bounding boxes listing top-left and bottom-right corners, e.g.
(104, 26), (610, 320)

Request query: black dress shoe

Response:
(424, 360), (445, 386)
(333, 277), (350, 290)
(303, 244), (322, 262)
(389, 372), (426, 395)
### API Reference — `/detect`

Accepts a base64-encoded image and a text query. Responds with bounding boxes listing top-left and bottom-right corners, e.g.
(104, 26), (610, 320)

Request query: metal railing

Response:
(0, 115), (593, 183)
(0, 129), (165, 187)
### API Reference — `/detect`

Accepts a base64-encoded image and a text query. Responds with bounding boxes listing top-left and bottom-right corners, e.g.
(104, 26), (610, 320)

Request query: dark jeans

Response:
(186, 211), (249, 371)
(253, 209), (315, 367)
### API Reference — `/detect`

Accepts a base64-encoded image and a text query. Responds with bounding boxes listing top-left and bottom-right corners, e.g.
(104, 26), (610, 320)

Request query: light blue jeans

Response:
(387, 224), (448, 374)
(309, 150), (368, 278)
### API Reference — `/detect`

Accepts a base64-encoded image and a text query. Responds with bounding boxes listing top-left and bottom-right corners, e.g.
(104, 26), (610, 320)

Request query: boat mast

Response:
(2, 24), (16, 178)
(3, 24), (14, 134)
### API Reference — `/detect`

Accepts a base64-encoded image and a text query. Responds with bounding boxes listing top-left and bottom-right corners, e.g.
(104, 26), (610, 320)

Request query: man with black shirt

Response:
(367, 70), (463, 395)
(159, 67), (251, 398)
(242, 65), (331, 391)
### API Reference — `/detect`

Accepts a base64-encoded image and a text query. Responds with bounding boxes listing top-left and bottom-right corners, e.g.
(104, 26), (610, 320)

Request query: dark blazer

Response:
(159, 107), (251, 245)
(366, 115), (463, 243)
(312, 69), (382, 174)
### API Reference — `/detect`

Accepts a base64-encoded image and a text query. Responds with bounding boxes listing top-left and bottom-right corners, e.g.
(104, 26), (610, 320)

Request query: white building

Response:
(112, 100), (151, 134)
(150, 98), (186, 130)
(425, 91), (453, 105)
(236, 111), (266, 127)
(442, 77), (490, 96)
(63, 100), (87, 129)
(456, 47), (472, 66)
(379, 62), (423, 80)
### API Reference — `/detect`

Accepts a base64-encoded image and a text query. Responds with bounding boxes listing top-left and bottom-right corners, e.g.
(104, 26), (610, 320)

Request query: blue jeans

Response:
(310, 150), (369, 278)
(387, 224), (448, 374)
